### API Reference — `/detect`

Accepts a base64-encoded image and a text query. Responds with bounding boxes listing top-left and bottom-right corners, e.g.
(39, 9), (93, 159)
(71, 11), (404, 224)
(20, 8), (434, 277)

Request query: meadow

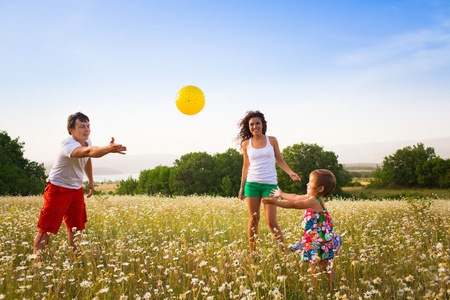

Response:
(0, 195), (449, 299)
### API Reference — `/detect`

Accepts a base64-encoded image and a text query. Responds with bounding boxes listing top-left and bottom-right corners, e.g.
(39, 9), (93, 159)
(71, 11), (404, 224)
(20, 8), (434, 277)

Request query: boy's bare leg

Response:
(33, 232), (49, 266)
(68, 231), (82, 258)
(33, 232), (49, 254)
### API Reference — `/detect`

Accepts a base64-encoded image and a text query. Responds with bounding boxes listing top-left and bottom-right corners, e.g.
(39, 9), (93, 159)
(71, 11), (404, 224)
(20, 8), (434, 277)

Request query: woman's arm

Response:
(239, 140), (250, 200)
(270, 136), (300, 182)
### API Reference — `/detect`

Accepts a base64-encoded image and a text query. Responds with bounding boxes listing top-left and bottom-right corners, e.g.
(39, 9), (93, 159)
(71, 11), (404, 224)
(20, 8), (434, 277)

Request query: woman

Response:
(237, 110), (300, 253)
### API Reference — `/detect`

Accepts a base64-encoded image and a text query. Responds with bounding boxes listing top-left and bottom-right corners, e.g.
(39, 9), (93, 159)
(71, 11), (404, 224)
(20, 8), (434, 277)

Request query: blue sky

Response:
(1, 0), (449, 165)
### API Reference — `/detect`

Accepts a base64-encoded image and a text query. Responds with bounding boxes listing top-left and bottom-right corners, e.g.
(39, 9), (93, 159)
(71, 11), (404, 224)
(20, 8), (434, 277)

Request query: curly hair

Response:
(67, 112), (89, 135)
(235, 110), (267, 149)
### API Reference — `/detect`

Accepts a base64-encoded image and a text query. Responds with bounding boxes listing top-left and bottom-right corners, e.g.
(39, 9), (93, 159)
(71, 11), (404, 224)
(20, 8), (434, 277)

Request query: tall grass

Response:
(0, 195), (449, 299)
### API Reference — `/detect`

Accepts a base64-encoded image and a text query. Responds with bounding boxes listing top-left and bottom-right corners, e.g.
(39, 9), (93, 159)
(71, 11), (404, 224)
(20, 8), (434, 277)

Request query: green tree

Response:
(0, 131), (47, 195)
(169, 152), (215, 195)
(212, 148), (243, 196)
(138, 165), (172, 195)
(116, 176), (139, 195)
(371, 143), (436, 188)
(416, 157), (450, 188)
(277, 143), (351, 196)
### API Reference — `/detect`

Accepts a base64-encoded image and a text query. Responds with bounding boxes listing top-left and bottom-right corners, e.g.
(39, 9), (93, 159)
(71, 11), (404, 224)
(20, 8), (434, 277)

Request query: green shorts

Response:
(244, 182), (278, 198)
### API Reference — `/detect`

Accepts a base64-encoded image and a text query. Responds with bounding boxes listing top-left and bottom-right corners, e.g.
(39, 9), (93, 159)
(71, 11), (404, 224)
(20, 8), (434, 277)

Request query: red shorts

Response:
(37, 183), (87, 234)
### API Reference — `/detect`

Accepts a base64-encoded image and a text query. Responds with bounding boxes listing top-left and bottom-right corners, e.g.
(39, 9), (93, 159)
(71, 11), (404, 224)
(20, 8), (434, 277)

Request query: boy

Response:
(33, 112), (127, 258)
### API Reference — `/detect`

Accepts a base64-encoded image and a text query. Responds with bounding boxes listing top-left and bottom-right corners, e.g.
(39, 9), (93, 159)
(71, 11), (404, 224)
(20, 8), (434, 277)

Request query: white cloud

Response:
(337, 27), (450, 67)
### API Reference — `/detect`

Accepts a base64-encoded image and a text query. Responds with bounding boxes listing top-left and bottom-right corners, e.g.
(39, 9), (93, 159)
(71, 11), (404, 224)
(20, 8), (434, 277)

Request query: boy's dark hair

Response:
(236, 110), (267, 149)
(311, 169), (336, 198)
(67, 112), (89, 134)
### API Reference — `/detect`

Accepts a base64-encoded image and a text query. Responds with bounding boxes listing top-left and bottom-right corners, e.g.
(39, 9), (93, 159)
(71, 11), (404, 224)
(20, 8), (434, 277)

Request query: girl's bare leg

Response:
(319, 260), (337, 290)
(310, 260), (337, 290)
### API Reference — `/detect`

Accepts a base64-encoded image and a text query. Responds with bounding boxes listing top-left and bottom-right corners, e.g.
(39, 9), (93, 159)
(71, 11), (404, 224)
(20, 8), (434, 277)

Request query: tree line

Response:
(0, 131), (47, 196)
(369, 143), (450, 189)
(116, 143), (353, 197)
(1, 130), (448, 196)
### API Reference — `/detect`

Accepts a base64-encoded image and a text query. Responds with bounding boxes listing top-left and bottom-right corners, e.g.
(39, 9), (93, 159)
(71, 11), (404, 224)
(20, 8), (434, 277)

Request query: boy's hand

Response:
(109, 137), (127, 155)
(86, 181), (94, 198)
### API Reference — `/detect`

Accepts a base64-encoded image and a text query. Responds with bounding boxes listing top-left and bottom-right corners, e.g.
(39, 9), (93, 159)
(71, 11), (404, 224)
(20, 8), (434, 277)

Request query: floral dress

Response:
(290, 197), (342, 263)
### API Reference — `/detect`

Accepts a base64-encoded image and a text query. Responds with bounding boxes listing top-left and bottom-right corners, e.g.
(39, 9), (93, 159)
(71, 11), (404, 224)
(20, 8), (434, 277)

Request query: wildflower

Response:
(26, 254), (37, 261)
(143, 292), (151, 300)
(277, 275), (287, 282)
(269, 288), (283, 299)
(372, 277), (382, 284)
(80, 280), (93, 288)
(116, 276), (128, 283)
(199, 261), (207, 267)
(97, 287), (109, 294)
(210, 267), (218, 273)
(436, 242), (443, 251)
(405, 275), (414, 282)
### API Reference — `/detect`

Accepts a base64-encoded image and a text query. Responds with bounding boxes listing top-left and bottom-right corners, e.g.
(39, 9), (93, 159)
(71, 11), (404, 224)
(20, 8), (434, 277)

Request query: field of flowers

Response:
(0, 195), (449, 299)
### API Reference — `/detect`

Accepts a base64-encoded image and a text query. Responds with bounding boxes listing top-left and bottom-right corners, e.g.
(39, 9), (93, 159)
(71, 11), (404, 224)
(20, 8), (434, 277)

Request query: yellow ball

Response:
(175, 85), (205, 115)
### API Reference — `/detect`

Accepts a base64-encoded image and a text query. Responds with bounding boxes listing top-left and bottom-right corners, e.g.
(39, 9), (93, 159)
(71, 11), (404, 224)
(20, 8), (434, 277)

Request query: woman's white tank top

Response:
(246, 135), (277, 184)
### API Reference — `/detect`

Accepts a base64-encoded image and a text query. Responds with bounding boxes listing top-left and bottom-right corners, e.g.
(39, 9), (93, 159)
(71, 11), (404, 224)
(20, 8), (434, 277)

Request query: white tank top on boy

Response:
(246, 135), (277, 185)
(47, 136), (92, 190)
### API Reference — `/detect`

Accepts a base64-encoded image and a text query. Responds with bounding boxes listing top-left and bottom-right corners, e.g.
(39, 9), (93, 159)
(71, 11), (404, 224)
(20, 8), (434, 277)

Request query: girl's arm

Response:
(262, 197), (319, 210)
(239, 140), (250, 200)
(271, 188), (308, 201)
(270, 136), (300, 182)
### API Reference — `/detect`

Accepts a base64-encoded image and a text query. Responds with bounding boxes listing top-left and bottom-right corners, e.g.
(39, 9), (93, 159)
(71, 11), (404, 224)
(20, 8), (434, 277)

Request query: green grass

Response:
(0, 195), (449, 299)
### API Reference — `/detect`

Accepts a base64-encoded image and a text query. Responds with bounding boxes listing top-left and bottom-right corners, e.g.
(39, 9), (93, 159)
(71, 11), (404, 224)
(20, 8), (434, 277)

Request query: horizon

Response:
(41, 136), (450, 176)
(1, 1), (450, 164)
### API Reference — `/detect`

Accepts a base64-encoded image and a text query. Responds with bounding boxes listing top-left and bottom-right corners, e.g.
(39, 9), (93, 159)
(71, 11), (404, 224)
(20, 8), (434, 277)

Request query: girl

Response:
(262, 169), (342, 289)
(237, 110), (300, 254)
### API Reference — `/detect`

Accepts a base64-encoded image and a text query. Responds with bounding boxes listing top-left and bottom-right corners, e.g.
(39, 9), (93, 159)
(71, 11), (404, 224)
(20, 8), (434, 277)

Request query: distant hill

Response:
(43, 137), (450, 175)
(343, 163), (378, 171)
(44, 153), (180, 175)
(326, 136), (450, 164)
(45, 165), (124, 176)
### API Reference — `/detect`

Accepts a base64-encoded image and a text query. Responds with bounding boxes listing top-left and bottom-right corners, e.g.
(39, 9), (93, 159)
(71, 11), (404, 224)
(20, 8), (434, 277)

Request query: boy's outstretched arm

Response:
(72, 137), (127, 158)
